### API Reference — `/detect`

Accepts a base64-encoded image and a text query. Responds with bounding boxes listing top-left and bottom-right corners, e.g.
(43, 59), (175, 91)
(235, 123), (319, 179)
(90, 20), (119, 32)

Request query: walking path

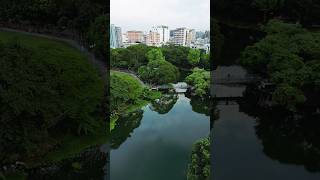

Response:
(0, 28), (107, 76)
(111, 69), (146, 87)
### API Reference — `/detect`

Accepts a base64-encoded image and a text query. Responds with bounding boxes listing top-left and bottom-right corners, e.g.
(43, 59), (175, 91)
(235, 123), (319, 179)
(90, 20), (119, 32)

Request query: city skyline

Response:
(110, 0), (210, 32)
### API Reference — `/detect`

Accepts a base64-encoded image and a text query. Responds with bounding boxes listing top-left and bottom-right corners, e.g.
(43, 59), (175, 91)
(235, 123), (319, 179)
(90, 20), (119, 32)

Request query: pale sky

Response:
(110, 0), (210, 32)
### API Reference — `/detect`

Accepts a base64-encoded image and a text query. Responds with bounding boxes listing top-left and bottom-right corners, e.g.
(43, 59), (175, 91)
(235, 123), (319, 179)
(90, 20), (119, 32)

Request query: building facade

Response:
(127, 31), (144, 43)
(172, 27), (187, 46)
(151, 25), (169, 45)
(110, 24), (122, 48)
(146, 31), (161, 46)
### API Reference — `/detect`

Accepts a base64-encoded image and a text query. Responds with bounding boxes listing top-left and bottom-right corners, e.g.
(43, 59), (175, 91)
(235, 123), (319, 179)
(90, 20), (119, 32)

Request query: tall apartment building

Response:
(127, 31), (144, 43)
(172, 28), (187, 46)
(110, 24), (122, 48)
(151, 25), (169, 44)
(186, 29), (196, 46)
(115, 27), (123, 47)
(146, 31), (161, 46)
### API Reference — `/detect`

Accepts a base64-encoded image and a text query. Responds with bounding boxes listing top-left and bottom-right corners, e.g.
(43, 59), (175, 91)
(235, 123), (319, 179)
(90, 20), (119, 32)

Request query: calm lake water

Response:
(110, 93), (210, 180)
(212, 66), (320, 180)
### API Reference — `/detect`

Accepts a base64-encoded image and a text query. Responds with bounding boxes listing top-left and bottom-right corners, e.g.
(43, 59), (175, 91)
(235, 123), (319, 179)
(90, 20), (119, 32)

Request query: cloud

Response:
(111, 0), (210, 32)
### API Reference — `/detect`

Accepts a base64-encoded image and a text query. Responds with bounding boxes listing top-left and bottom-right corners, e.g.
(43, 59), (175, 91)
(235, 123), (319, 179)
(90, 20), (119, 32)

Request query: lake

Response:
(110, 93), (210, 180)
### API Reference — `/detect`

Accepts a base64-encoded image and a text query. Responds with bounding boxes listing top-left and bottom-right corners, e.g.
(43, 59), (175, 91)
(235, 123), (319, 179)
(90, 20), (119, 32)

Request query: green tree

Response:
(186, 68), (210, 97)
(146, 48), (165, 62)
(188, 49), (201, 66)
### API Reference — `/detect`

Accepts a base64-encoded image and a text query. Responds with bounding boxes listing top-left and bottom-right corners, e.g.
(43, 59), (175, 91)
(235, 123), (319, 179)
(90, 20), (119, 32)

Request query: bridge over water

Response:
(210, 66), (262, 100)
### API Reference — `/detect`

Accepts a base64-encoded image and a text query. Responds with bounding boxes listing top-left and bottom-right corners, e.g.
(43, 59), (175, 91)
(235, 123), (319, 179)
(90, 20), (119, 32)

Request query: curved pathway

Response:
(111, 69), (146, 87)
(0, 28), (107, 76)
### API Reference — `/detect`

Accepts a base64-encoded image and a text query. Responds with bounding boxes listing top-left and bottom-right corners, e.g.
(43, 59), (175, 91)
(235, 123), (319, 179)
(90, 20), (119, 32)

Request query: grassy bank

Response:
(0, 30), (105, 168)
(110, 70), (161, 131)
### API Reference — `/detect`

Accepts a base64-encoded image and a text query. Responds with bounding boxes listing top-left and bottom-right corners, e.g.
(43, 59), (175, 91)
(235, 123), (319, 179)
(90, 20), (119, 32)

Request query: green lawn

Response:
(0, 30), (106, 167)
(0, 30), (95, 74)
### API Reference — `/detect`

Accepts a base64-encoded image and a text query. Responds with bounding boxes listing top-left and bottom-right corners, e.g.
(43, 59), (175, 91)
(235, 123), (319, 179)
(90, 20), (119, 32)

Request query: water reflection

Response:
(110, 94), (210, 180)
(239, 101), (320, 173)
(149, 93), (178, 114)
(110, 110), (143, 149)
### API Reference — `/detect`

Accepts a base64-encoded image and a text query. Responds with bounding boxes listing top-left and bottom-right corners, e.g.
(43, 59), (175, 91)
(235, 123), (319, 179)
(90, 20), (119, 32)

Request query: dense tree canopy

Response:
(0, 41), (104, 164)
(138, 49), (180, 85)
(185, 68), (210, 97)
(188, 49), (201, 66)
(240, 20), (320, 110)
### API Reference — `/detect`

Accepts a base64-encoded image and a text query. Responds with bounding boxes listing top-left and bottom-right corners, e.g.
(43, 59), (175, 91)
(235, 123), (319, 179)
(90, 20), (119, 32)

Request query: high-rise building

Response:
(151, 25), (169, 45)
(172, 28), (187, 46)
(115, 27), (123, 47)
(146, 31), (161, 46)
(110, 24), (122, 48)
(127, 31), (144, 43)
(186, 29), (196, 46)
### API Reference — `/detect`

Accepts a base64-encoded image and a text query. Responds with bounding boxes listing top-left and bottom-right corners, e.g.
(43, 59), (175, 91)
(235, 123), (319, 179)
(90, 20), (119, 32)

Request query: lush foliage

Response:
(111, 44), (210, 71)
(240, 20), (320, 110)
(111, 44), (152, 71)
(110, 71), (144, 113)
(110, 71), (161, 131)
(138, 49), (180, 85)
(188, 49), (201, 66)
(186, 68), (210, 97)
(187, 137), (210, 180)
(0, 32), (104, 164)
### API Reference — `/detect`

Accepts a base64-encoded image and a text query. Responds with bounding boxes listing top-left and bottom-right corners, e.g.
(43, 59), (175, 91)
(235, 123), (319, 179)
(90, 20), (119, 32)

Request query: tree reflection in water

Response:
(240, 88), (320, 173)
(110, 110), (144, 149)
(149, 93), (178, 114)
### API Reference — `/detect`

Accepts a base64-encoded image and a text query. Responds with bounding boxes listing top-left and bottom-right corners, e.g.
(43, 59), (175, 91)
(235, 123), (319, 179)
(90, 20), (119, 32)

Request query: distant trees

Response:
(111, 44), (210, 71)
(138, 49), (180, 85)
(240, 20), (320, 111)
(110, 44), (151, 71)
(188, 49), (201, 66)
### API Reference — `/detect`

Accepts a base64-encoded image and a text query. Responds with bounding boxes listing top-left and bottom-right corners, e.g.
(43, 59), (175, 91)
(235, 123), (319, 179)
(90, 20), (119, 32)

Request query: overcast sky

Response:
(110, 0), (210, 32)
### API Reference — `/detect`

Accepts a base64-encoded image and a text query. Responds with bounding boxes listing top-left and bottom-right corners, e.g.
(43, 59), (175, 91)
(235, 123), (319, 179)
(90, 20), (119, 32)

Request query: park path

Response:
(111, 69), (146, 87)
(0, 28), (107, 76)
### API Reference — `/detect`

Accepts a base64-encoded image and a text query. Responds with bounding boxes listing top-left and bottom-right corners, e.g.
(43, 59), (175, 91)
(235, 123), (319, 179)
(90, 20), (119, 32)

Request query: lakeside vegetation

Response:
(187, 137), (210, 180)
(0, 31), (105, 168)
(240, 20), (320, 111)
(110, 71), (161, 131)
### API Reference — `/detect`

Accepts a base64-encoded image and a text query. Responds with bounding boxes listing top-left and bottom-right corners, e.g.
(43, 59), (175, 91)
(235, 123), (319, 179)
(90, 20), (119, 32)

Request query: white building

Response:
(172, 27), (187, 46)
(151, 25), (169, 45)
